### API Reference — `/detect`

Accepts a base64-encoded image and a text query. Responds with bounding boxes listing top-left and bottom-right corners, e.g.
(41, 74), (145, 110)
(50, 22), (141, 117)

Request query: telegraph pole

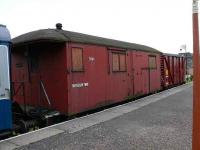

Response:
(192, 0), (200, 149)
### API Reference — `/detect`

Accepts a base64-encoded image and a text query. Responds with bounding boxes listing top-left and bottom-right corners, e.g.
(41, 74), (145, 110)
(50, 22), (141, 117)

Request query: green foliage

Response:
(185, 75), (193, 82)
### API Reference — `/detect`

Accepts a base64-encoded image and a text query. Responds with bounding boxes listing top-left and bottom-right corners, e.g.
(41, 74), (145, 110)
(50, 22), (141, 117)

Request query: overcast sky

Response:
(1, 0), (193, 54)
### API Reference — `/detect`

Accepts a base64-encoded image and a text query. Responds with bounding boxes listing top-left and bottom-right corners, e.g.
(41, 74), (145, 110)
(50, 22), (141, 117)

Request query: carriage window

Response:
(72, 47), (83, 71)
(112, 53), (126, 72)
(149, 56), (157, 69)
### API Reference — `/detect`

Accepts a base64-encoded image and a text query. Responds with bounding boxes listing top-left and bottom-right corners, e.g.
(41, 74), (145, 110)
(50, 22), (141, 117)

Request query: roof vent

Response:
(56, 23), (62, 30)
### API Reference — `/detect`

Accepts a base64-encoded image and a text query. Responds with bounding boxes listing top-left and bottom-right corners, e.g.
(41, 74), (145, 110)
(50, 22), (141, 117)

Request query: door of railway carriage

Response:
(132, 52), (149, 96)
(29, 50), (41, 106)
(12, 49), (40, 107)
(148, 55), (158, 92)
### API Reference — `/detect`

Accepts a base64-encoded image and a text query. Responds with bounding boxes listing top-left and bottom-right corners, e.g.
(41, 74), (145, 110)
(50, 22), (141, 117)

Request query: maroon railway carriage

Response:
(11, 26), (184, 115)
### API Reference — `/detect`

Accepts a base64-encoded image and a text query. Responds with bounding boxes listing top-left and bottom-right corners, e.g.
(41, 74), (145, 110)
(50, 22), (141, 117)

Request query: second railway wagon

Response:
(161, 54), (185, 88)
(11, 24), (184, 115)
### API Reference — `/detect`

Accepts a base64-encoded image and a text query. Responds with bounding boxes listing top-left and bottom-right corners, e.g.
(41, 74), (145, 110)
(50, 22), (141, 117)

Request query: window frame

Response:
(71, 47), (84, 72)
(148, 55), (157, 70)
(112, 52), (127, 72)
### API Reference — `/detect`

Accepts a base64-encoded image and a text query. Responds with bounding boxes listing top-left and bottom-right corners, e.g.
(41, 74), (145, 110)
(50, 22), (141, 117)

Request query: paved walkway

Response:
(0, 83), (192, 150)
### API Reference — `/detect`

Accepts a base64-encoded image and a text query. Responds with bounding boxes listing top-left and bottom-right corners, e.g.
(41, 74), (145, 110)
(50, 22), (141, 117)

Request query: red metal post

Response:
(192, 0), (200, 149)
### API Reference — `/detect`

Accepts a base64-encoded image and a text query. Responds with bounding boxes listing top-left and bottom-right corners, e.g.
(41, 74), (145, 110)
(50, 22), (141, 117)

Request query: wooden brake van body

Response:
(11, 27), (166, 115)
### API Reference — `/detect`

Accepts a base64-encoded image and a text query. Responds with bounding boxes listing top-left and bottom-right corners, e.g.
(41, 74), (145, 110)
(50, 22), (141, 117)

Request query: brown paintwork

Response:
(192, 2), (200, 149)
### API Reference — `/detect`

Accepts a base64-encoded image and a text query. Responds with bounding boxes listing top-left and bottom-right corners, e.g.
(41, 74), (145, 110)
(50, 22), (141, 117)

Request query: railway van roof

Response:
(12, 28), (161, 53)
(163, 53), (184, 57)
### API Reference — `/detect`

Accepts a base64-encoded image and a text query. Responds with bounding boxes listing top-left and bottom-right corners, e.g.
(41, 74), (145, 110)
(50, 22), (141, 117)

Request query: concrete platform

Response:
(0, 83), (192, 150)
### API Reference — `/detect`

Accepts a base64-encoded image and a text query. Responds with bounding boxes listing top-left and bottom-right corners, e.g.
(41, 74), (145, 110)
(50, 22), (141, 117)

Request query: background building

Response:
(179, 52), (193, 75)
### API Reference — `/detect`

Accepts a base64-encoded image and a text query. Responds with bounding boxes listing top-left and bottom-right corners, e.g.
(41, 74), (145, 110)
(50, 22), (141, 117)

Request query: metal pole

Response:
(192, 0), (200, 149)
(185, 47), (188, 75)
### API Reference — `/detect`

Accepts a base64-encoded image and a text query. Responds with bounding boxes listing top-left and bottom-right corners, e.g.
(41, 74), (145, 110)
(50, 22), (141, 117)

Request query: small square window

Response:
(72, 48), (83, 71)
(112, 52), (126, 72)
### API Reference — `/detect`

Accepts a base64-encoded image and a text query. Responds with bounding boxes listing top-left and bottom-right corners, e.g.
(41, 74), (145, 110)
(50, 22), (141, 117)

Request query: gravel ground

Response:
(16, 86), (192, 150)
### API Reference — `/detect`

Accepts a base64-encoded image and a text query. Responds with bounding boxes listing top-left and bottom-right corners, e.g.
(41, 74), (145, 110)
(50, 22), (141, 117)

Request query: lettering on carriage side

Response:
(84, 83), (89, 86)
(72, 83), (89, 88)
(89, 57), (95, 62)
